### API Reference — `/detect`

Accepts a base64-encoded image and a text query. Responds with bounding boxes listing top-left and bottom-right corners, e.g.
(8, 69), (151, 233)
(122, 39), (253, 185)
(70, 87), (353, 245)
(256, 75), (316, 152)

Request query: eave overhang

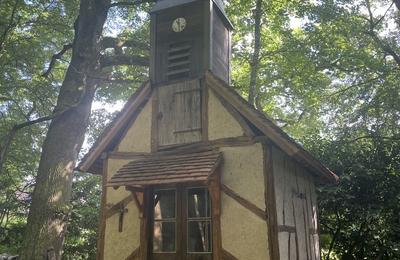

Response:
(107, 150), (222, 188)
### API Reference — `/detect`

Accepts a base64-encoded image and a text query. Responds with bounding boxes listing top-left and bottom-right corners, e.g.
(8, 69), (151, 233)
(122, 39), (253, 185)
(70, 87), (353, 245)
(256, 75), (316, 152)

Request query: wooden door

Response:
(150, 186), (212, 260)
(157, 80), (202, 147)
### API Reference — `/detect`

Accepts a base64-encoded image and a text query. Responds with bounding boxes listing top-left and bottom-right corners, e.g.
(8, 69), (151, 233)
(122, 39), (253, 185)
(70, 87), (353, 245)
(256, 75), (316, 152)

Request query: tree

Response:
(228, 0), (399, 257)
(248, 0), (263, 106)
(14, 0), (151, 259)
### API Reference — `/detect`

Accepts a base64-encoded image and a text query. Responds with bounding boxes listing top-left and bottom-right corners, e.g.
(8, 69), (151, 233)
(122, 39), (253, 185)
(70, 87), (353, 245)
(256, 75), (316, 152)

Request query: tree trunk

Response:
(395, 0), (400, 11)
(248, 0), (263, 106)
(19, 0), (110, 259)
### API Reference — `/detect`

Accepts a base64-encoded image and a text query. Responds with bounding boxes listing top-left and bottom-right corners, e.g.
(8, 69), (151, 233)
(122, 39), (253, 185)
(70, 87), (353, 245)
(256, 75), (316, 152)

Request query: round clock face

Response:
(172, 17), (186, 32)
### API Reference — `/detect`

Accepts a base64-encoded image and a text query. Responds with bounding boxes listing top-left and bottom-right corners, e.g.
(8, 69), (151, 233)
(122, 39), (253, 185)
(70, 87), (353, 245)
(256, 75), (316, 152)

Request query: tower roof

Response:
(150, 0), (233, 29)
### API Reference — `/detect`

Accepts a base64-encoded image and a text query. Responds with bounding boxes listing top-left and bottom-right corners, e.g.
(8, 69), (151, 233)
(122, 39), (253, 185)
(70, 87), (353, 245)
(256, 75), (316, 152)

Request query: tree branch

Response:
(248, 0), (263, 106)
(394, 0), (400, 11)
(100, 54), (149, 68)
(0, 0), (19, 52)
(42, 43), (73, 77)
(364, 0), (400, 67)
(101, 37), (149, 52)
(0, 95), (14, 102)
(0, 97), (84, 175)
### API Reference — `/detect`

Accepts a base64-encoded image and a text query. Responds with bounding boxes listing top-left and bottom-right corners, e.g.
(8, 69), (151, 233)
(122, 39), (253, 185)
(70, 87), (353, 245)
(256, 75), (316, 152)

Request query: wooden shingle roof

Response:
(107, 150), (222, 187)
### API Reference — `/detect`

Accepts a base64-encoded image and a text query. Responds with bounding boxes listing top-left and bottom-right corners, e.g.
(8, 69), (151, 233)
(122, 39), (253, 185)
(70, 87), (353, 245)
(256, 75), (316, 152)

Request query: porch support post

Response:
(208, 172), (222, 260)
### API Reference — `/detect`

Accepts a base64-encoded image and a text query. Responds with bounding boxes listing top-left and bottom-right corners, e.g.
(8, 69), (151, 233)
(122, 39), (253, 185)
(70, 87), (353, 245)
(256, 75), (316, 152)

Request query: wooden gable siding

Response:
(156, 79), (202, 146)
(272, 146), (320, 260)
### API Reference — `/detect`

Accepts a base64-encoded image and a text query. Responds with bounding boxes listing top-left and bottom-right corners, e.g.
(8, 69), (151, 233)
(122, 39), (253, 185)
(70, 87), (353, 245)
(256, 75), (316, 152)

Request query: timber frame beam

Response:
(220, 183), (267, 221)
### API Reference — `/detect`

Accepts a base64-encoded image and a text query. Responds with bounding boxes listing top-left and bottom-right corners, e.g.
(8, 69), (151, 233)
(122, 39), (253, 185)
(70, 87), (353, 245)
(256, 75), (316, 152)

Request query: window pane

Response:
(188, 188), (211, 218)
(153, 221), (176, 252)
(188, 221), (212, 252)
(154, 190), (176, 220)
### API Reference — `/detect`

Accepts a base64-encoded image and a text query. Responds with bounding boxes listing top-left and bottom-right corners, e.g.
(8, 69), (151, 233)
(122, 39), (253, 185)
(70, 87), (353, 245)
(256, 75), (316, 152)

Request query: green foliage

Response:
(63, 173), (101, 260)
(228, 0), (400, 258)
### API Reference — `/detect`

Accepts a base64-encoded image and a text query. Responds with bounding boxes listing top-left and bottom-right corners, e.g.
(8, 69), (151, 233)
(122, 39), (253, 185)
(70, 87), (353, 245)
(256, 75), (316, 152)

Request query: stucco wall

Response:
(104, 201), (140, 260)
(208, 89), (244, 140)
(103, 159), (142, 259)
(117, 96), (152, 153)
(220, 144), (269, 259)
(221, 193), (269, 260)
(220, 144), (266, 209)
(103, 94), (152, 259)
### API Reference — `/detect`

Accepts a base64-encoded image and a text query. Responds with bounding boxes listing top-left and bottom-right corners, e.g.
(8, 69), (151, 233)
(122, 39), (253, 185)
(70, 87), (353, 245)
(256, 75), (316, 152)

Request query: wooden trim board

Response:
(263, 142), (280, 260)
(105, 195), (134, 219)
(96, 154), (108, 260)
(221, 183), (266, 221)
(221, 249), (238, 260)
(201, 77), (209, 142)
(125, 247), (140, 260)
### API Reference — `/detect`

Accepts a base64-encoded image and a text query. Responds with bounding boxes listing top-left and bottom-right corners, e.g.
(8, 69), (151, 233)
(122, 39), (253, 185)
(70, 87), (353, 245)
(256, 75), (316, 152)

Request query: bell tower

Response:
(150, 0), (233, 84)
(150, 0), (233, 148)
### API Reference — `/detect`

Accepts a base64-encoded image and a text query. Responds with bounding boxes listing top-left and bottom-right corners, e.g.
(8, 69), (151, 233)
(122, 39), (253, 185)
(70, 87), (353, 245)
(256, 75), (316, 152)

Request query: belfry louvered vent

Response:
(166, 42), (191, 80)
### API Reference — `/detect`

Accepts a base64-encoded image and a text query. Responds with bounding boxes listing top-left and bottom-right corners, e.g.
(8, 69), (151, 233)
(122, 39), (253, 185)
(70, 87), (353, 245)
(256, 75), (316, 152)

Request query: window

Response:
(187, 188), (212, 253)
(152, 186), (212, 259)
(153, 189), (176, 252)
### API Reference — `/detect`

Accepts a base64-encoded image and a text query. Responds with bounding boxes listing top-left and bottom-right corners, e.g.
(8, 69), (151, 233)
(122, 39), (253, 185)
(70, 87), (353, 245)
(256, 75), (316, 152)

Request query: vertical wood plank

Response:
(158, 80), (202, 146)
(150, 14), (157, 83)
(140, 188), (150, 260)
(289, 232), (297, 260)
(201, 78), (209, 142)
(263, 142), (280, 260)
(293, 168), (308, 260)
(96, 153), (108, 260)
(278, 232), (289, 260)
(203, 0), (212, 72)
(151, 88), (159, 152)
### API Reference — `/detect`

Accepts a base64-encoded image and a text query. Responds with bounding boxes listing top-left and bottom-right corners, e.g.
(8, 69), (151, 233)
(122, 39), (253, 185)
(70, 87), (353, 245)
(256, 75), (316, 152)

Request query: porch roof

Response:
(107, 150), (222, 188)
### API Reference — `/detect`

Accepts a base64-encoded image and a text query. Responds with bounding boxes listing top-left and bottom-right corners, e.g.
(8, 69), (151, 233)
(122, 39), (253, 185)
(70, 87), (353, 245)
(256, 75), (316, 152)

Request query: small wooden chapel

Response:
(78, 0), (338, 259)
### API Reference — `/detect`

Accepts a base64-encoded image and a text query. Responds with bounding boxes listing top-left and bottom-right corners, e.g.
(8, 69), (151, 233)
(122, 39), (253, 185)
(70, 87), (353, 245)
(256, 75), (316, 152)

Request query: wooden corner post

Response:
(263, 142), (280, 260)
(208, 172), (222, 260)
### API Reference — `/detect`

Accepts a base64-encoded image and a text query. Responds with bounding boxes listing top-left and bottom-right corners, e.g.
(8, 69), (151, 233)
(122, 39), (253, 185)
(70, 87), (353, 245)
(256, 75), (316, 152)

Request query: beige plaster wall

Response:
(220, 144), (269, 259)
(220, 144), (266, 209)
(221, 193), (269, 260)
(104, 201), (140, 260)
(208, 89), (244, 140)
(117, 96), (152, 153)
(107, 158), (132, 203)
(103, 158), (141, 260)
